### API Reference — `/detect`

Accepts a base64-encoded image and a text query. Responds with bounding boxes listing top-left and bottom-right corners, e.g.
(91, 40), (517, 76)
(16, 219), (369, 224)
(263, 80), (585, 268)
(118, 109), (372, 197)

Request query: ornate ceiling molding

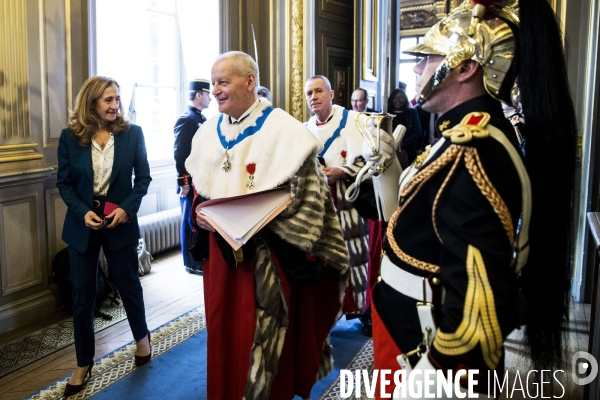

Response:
(400, 0), (453, 32)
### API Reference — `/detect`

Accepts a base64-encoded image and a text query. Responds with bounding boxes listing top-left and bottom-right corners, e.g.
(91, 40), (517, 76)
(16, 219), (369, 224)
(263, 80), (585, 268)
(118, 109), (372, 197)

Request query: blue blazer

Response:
(57, 124), (152, 254)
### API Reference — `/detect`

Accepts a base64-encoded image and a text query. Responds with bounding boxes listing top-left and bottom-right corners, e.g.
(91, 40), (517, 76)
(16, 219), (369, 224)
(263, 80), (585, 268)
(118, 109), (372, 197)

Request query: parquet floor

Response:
(0, 249), (203, 400)
(0, 249), (591, 399)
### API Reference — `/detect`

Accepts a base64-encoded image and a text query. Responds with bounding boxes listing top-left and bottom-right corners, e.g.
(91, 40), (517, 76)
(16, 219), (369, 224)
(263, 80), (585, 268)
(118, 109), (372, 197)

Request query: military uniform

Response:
(372, 95), (527, 396)
(371, 0), (578, 397)
(174, 105), (206, 272)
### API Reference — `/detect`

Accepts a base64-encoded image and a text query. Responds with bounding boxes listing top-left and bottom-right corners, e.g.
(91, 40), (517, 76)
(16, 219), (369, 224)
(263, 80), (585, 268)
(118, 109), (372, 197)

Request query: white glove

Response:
(179, 184), (190, 197)
(361, 125), (398, 163)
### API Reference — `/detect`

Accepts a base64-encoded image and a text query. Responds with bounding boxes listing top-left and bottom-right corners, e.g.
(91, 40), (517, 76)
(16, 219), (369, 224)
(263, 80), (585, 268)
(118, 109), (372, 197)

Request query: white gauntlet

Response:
(361, 122), (400, 163)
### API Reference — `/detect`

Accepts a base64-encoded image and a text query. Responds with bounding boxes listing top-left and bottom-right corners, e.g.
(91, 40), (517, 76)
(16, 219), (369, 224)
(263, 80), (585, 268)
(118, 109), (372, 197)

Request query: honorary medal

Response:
(246, 163), (256, 189)
(222, 149), (231, 172)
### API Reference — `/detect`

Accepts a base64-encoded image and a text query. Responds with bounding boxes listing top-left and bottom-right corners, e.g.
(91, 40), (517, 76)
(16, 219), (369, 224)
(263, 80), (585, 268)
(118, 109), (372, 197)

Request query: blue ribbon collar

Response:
(217, 106), (275, 150)
(318, 109), (349, 158)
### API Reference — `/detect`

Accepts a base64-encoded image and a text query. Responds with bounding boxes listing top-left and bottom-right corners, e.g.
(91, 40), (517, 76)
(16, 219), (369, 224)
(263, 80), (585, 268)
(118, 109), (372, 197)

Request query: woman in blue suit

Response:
(57, 76), (152, 396)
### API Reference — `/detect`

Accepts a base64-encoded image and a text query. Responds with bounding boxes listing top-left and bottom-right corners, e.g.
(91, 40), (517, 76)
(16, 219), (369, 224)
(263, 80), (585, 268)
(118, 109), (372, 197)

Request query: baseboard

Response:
(0, 291), (57, 334)
(571, 277), (583, 302)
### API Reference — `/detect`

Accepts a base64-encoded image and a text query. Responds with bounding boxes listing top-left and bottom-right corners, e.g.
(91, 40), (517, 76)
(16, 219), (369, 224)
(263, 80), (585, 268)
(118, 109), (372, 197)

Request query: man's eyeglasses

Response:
(350, 99), (367, 103)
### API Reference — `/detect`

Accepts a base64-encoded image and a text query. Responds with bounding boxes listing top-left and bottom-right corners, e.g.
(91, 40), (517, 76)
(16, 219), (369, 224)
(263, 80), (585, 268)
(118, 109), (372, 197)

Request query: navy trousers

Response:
(180, 190), (202, 268)
(69, 229), (148, 367)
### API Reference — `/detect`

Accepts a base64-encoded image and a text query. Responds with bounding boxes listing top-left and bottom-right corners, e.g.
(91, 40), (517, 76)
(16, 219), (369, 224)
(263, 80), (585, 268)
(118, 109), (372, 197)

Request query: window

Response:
(95, 0), (219, 164)
(399, 36), (424, 102)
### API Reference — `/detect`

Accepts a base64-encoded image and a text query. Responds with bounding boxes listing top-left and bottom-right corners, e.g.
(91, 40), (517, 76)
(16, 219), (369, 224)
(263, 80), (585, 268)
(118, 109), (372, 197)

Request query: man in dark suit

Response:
(350, 87), (378, 113)
(173, 79), (211, 274)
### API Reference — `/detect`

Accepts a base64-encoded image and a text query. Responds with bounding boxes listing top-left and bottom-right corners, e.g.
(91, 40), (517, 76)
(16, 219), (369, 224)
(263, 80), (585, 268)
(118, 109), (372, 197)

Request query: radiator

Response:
(138, 207), (182, 255)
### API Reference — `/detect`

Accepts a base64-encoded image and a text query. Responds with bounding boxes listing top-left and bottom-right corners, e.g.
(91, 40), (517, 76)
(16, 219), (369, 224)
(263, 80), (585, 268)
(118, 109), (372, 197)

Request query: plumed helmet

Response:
(404, 0), (519, 106)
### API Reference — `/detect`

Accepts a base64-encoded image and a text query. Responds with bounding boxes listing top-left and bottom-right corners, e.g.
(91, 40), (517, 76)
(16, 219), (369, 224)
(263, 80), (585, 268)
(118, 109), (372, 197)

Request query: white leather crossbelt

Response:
(380, 254), (433, 302)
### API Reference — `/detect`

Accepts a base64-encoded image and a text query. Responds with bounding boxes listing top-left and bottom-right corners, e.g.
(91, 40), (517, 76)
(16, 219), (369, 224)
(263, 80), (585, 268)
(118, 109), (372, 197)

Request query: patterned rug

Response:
(0, 304), (127, 379)
(26, 307), (205, 400)
(319, 339), (374, 400)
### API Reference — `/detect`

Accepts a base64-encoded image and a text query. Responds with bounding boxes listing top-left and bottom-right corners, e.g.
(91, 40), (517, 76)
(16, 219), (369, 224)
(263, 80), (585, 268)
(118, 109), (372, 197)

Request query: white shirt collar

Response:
(230, 98), (260, 124)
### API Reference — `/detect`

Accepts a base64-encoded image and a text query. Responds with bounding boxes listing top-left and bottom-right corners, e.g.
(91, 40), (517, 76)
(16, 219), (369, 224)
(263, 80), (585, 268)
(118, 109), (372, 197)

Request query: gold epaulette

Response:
(442, 112), (491, 144)
(412, 145), (431, 169)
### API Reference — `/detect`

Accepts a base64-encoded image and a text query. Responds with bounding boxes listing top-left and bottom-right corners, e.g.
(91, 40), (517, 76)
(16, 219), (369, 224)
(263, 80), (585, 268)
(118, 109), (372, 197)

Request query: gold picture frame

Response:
(361, 0), (379, 82)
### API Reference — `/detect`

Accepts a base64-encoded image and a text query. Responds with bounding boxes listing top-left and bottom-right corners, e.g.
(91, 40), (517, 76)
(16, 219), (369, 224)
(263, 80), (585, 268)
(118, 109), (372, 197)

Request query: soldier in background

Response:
(173, 79), (211, 274)
(257, 85), (271, 102)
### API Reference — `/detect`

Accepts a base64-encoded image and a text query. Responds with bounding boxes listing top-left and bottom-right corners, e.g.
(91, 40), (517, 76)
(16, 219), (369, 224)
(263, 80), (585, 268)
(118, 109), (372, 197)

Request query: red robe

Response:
(204, 234), (342, 399)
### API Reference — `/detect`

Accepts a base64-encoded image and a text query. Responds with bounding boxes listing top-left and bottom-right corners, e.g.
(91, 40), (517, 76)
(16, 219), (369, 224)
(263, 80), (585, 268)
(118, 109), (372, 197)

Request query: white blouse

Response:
(91, 133), (115, 196)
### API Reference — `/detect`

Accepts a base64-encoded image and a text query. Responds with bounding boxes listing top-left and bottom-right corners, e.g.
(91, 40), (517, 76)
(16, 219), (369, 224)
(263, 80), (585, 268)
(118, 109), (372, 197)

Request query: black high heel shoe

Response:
(134, 330), (152, 367)
(64, 361), (94, 397)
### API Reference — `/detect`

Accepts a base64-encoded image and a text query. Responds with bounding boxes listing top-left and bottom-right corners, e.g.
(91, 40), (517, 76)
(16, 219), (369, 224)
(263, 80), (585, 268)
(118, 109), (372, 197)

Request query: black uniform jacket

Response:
(174, 106), (206, 183)
(374, 95), (523, 376)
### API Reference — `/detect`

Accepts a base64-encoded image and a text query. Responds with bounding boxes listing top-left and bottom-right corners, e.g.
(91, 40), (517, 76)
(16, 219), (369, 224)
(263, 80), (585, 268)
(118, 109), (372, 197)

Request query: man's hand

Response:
(195, 205), (215, 232)
(104, 207), (130, 229)
(323, 167), (348, 184)
(84, 211), (105, 230)
(180, 184), (190, 198)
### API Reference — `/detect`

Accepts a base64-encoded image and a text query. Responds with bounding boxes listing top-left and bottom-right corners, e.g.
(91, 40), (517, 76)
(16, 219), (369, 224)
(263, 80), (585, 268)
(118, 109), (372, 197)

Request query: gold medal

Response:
(222, 149), (231, 172)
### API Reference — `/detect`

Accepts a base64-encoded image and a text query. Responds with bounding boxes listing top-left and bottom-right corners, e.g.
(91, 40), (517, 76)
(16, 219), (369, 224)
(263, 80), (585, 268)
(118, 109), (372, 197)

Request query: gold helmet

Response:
(404, 0), (519, 106)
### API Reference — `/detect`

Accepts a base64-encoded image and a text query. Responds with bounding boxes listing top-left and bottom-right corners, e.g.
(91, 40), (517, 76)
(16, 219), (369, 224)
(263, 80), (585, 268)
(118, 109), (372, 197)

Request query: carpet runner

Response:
(27, 309), (374, 399)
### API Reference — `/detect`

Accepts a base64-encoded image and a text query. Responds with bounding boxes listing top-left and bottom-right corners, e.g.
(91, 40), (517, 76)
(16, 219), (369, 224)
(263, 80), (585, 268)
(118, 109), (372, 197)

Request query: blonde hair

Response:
(214, 51), (260, 93)
(68, 76), (129, 146)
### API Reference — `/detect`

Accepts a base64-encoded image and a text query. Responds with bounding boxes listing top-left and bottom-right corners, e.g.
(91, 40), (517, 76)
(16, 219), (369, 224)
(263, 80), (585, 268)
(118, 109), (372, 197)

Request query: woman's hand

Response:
(195, 205), (215, 232)
(104, 207), (129, 229)
(84, 211), (105, 230)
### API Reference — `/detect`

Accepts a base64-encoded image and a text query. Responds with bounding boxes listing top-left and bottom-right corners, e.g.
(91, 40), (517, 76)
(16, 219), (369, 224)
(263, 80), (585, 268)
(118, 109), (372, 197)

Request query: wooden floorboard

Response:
(499, 299), (589, 400)
(0, 249), (203, 400)
(0, 249), (591, 399)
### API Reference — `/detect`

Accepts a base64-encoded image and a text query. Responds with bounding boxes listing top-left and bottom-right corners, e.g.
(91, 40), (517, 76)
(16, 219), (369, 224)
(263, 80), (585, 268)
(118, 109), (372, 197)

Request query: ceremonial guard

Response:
(173, 79), (210, 274)
(371, 0), (577, 397)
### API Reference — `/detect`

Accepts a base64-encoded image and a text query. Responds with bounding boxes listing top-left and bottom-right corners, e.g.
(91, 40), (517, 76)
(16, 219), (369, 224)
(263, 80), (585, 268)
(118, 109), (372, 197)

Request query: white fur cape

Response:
(305, 105), (366, 168)
(186, 99), (323, 199)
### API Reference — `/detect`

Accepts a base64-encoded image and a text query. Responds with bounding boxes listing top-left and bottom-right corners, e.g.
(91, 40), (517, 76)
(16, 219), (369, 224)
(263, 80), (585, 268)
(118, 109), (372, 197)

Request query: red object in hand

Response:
(103, 201), (131, 224)
(103, 201), (119, 216)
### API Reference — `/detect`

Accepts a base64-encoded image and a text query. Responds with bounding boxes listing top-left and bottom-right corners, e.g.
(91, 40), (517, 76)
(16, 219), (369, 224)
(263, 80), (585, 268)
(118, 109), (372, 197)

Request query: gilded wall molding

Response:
(399, 0), (447, 32)
(362, 0), (379, 81)
(0, 1), (33, 148)
(550, 0), (567, 46)
(0, 143), (43, 163)
(290, 0), (304, 121)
